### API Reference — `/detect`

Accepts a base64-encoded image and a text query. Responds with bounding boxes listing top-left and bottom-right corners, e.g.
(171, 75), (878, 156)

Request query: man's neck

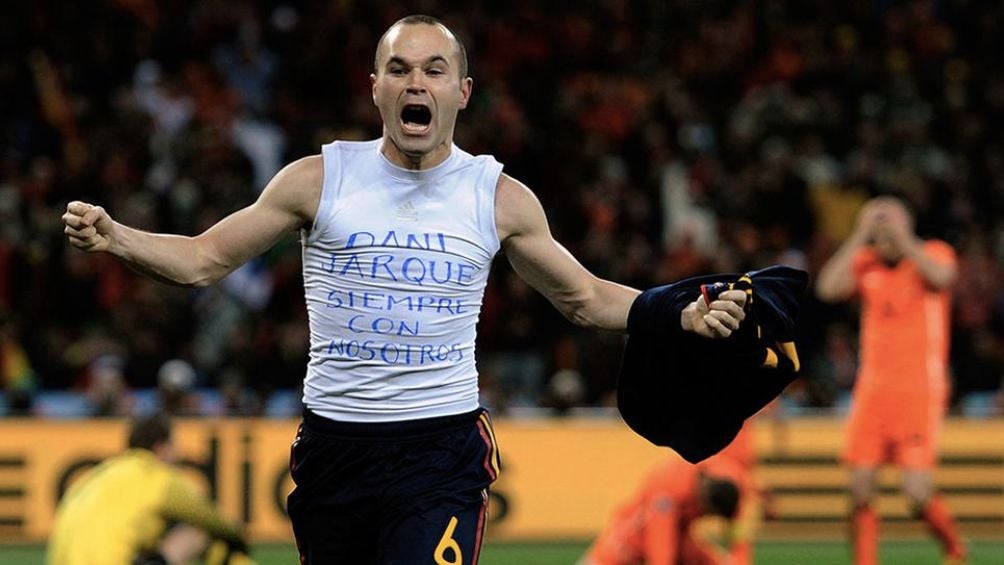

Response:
(380, 138), (452, 170)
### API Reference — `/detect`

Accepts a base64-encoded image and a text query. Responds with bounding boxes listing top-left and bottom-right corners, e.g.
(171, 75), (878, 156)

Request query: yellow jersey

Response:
(47, 449), (242, 565)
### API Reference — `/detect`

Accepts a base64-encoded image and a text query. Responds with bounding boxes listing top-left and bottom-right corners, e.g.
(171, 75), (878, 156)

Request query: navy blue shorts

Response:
(287, 408), (501, 564)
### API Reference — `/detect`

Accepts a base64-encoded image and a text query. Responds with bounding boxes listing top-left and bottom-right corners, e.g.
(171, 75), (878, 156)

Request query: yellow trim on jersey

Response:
(762, 348), (779, 369)
(780, 341), (800, 372)
(478, 413), (501, 478)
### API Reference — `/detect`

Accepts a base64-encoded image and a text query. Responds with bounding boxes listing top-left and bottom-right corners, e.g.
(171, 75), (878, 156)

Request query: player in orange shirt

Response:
(580, 455), (747, 565)
(710, 418), (768, 565)
(816, 196), (965, 564)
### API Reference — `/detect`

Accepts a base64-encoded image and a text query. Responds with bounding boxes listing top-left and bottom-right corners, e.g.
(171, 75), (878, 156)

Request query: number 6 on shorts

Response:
(434, 516), (462, 565)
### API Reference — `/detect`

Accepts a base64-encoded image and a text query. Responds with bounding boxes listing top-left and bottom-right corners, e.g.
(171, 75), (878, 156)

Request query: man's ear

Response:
(458, 76), (473, 110)
(370, 73), (378, 104)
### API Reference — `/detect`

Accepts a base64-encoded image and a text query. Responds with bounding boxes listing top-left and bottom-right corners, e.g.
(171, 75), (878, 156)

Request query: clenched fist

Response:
(63, 201), (115, 252)
(680, 289), (747, 339)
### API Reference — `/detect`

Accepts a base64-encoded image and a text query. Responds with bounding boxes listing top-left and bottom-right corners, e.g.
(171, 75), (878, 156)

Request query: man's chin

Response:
(393, 136), (438, 158)
(399, 143), (431, 157)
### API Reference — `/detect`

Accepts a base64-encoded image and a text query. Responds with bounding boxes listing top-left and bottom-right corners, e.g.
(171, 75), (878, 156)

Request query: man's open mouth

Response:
(401, 104), (432, 134)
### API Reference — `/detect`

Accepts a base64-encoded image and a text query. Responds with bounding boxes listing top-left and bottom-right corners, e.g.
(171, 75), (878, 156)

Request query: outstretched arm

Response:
(63, 156), (322, 287)
(495, 174), (745, 336)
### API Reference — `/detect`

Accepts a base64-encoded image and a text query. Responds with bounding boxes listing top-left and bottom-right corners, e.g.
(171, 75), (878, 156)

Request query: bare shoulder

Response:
(278, 154), (324, 184)
(260, 155), (324, 222)
(495, 173), (546, 242)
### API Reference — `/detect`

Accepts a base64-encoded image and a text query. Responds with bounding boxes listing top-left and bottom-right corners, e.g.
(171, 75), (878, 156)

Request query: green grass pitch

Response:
(8, 539), (1004, 563)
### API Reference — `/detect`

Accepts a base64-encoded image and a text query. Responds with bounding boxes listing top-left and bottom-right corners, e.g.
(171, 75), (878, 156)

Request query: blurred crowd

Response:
(1, 0), (1003, 418)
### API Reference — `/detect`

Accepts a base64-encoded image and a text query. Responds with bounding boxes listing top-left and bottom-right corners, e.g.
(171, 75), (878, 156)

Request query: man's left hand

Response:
(681, 289), (747, 338)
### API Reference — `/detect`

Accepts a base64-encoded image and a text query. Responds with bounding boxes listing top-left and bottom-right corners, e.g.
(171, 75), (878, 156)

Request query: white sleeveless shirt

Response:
(300, 139), (503, 422)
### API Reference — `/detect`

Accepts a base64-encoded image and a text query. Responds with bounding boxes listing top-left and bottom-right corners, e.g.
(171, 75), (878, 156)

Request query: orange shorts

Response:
(842, 392), (945, 469)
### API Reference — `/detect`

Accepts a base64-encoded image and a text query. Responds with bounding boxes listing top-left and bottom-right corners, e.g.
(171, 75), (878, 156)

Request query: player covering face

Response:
(816, 196), (965, 565)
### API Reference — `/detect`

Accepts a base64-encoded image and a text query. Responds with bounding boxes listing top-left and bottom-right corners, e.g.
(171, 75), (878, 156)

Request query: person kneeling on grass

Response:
(580, 456), (746, 565)
(47, 412), (254, 565)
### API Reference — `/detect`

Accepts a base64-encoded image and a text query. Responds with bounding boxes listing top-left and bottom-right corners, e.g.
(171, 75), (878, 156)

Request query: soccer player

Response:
(62, 15), (749, 563)
(580, 456), (746, 565)
(47, 412), (252, 565)
(816, 196), (965, 564)
(707, 421), (761, 565)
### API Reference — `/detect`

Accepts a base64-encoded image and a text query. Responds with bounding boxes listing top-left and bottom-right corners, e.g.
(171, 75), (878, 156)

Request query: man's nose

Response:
(406, 69), (426, 94)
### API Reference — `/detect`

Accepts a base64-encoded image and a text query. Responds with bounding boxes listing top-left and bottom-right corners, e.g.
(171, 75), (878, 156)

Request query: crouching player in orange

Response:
(817, 196), (966, 564)
(704, 421), (763, 565)
(580, 456), (748, 565)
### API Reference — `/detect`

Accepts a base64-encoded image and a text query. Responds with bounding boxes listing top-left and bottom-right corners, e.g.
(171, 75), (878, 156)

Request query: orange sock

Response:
(920, 495), (966, 559)
(729, 541), (752, 565)
(851, 504), (879, 565)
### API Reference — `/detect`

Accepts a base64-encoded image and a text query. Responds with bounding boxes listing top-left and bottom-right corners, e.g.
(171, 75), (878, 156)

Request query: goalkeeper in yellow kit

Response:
(47, 412), (253, 565)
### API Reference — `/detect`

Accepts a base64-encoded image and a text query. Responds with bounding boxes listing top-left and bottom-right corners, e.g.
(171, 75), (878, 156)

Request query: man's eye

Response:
(389, 68), (407, 75)
(427, 68), (444, 76)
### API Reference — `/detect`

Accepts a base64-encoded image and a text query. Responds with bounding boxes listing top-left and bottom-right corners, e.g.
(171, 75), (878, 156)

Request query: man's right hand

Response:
(851, 199), (886, 242)
(63, 201), (115, 253)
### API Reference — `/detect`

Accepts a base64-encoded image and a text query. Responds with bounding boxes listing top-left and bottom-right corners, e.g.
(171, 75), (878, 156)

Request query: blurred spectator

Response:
(541, 369), (587, 416)
(217, 368), (263, 417)
(156, 359), (201, 416)
(0, 311), (37, 415)
(481, 272), (548, 409)
(951, 231), (1004, 411)
(84, 354), (133, 418)
(4, 1), (1004, 415)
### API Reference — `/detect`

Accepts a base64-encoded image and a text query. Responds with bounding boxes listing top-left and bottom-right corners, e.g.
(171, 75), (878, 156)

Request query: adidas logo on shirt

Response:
(395, 201), (418, 221)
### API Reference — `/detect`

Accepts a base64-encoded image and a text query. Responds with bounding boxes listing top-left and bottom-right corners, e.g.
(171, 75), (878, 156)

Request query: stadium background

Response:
(1, 0), (1004, 563)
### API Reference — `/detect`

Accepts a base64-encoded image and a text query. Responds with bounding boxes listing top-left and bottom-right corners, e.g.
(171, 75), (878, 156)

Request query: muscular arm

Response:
(495, 174), (639, 331)
(495, 175), (745, 336)
(63, 156), (322, 287)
